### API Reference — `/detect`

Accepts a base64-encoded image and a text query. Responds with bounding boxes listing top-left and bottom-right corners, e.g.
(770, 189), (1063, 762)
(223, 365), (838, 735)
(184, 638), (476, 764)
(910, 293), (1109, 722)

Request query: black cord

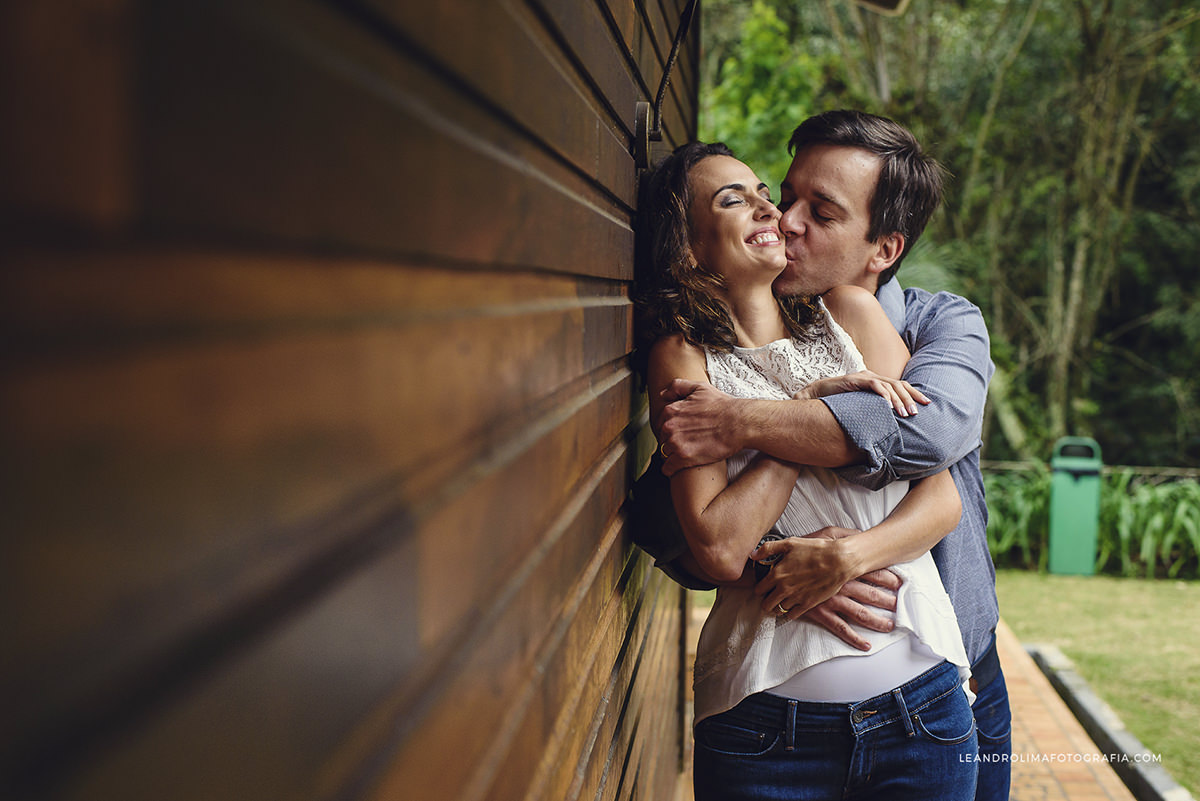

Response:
(650, 0), (700, 139)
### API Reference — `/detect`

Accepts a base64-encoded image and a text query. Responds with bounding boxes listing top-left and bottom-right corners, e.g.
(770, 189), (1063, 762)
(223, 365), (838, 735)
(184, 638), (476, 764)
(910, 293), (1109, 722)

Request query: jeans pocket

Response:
(912, 691), (976, 745)
(973, 692), (1012, 747)
(975, 718), (1012, 747)
(694, 717), (781, 757)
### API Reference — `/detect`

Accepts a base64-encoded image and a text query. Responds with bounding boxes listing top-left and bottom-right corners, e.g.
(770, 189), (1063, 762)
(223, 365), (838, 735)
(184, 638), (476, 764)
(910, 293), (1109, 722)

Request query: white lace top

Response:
(692, 301), (971, 723)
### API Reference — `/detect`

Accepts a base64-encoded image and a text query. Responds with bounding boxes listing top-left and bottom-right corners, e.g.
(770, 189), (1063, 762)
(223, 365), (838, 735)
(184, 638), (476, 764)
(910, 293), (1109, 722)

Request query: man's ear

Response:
(866, 233), (905, 277)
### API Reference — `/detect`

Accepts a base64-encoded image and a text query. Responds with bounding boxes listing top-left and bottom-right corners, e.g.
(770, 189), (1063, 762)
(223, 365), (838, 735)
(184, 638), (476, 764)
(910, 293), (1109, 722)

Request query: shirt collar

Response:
(875, 279), (906, 333)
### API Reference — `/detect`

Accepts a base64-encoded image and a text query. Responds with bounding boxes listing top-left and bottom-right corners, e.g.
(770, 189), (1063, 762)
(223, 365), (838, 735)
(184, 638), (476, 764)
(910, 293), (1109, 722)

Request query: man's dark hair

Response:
(788, 109), (947, 285)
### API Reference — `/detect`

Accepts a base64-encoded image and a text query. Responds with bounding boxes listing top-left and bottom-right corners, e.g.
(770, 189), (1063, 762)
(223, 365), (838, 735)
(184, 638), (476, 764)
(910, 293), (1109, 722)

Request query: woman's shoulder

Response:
(820, 285), (909, 376)
(649, 332), (701, 359)
(820, 285), (880, 316)
(648, 333), (707, 380)
(819, 285), (890, 336)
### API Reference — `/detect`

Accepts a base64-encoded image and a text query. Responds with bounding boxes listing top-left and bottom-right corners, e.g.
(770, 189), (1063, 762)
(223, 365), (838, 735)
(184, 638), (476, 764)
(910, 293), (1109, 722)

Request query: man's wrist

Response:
(722, 396), (755, 453)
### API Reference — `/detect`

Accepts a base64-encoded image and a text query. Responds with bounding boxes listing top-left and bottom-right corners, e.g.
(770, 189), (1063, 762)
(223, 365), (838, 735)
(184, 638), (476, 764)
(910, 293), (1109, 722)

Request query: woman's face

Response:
(686, 155), (785, 286)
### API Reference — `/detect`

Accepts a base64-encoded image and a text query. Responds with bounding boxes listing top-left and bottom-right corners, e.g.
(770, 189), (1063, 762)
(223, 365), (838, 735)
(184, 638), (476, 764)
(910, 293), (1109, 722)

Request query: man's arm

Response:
(658, 290), (992, 486)
(762, 291), (992, 646)
(656, 383), (862, 476)
(653, 290), (991, 646)
(822, 291), (993, 489)
(684, 289), (986, 645)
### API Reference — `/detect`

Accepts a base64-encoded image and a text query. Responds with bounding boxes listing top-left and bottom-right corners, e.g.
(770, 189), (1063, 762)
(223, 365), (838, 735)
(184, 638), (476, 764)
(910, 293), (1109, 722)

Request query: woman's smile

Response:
(746, 227), (782, 247)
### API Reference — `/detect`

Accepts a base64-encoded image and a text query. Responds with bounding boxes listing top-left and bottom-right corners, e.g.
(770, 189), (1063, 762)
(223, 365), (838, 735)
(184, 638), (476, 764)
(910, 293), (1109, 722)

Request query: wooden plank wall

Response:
(0, 1), (699, 799)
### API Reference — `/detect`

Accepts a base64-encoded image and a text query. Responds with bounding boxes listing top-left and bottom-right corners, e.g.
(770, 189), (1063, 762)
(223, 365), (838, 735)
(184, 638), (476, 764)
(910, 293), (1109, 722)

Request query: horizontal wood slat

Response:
(1, 0), (698, 796)
(136, 1), (635, 277)
(576, 578), (684, 801)
(1, 249), (633, 745)
(20, 426), (658, 801)
(494, 532), (669, 801)
(601, 0), (696, 150)
(0, 2), (134, 229)
(358, 0), (636, 201)
(367, 510), (661, 801)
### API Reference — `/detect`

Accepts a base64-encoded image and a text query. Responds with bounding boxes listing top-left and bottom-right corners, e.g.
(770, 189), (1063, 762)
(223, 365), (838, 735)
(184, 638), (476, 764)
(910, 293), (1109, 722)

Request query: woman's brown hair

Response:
(633, 142), (818, 377)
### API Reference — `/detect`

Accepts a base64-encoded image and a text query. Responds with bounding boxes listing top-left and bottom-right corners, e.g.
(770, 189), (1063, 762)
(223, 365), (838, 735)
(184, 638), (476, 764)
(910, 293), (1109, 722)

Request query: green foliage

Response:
(984, 466), (1051, 570)
(701, 0), (1200, 467)
(986, 467), (1200, 578)
(892, 238), (971, 297)
(699, 1), (859, 188)
(1097, 471), (1200, 578)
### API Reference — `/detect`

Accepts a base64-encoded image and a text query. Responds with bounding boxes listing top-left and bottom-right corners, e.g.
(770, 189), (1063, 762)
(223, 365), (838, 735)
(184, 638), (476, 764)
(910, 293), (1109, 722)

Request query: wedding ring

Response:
(775, 604), (788, 615)
(659, 442), (669, 458)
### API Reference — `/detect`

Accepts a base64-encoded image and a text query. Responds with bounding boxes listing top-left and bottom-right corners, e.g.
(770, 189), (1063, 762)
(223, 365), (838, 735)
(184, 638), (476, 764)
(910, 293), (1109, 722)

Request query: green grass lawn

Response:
(996, 569), (1200, 794)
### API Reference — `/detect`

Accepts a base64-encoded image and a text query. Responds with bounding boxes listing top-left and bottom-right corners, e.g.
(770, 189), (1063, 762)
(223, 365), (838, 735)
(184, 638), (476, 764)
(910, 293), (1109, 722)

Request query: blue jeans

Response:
(693, 661), (978, 801)
(970, 634), (1013, 801)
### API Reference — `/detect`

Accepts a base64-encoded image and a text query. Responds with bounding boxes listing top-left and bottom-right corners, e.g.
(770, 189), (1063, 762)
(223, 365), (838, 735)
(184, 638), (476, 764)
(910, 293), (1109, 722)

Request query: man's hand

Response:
(751, 525), (905, 651)
(657, 379), (743, 476)
(751, 526), (861, 618)
(798, 573), (901, 651)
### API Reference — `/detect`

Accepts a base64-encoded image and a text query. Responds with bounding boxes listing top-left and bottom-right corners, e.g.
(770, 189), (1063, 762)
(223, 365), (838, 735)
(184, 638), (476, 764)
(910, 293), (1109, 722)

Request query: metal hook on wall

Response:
(634, 0), (700, 170)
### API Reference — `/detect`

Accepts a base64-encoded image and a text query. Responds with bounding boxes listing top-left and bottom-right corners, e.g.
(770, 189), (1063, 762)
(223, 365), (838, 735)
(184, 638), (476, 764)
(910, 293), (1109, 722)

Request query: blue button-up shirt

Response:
(821, 280), (1000, 665)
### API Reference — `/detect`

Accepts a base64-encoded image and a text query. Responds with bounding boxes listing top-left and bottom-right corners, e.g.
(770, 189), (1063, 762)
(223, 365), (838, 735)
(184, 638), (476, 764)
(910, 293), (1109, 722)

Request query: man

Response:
(654, 110), (1011, 800)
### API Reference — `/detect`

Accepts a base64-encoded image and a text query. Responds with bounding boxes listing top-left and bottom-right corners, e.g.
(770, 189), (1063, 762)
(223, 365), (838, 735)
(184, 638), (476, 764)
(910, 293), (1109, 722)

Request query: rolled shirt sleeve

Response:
(822, 288), (995, 490)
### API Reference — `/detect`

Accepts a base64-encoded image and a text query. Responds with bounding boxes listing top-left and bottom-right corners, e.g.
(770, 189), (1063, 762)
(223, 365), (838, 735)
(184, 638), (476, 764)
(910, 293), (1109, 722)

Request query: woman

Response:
(636, 142), (977, 800)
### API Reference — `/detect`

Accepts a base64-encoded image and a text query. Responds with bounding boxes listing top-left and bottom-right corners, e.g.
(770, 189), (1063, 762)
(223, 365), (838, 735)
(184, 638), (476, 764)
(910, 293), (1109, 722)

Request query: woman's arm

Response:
(752, 469), (961, 615)
(821, 284), (913, 378)
(652, 290), (929, 474)
(843, 470), (961, 566)
(648, 335), (802, 583)
(748, 285), (962, 617)
(820, 284), (964, 553)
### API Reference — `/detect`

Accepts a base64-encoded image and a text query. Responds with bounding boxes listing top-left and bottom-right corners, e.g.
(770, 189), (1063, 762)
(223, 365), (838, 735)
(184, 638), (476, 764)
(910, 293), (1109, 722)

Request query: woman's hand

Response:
(754, 526), (910, 648)
(751, 527), (860, 618)
(793, 371), (930, 418)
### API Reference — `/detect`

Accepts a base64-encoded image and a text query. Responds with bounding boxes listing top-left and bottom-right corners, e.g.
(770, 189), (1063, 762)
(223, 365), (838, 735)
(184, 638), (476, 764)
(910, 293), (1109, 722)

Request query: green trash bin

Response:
(1048, 436), (1102, 575)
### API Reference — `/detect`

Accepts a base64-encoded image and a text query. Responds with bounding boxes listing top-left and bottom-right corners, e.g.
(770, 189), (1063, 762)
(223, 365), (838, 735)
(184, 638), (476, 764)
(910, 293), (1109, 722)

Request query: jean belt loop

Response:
(892, 688), (915, 738)
(785, 699), (798, 751)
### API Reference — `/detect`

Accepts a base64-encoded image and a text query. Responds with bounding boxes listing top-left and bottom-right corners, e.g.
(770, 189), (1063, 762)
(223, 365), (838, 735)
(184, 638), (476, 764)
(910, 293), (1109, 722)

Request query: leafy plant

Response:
(984, 466), (1051, 570)
(1098, 472), (1200, 578)
(986, 466), (1200, 578)
(700, 0), (855, 188)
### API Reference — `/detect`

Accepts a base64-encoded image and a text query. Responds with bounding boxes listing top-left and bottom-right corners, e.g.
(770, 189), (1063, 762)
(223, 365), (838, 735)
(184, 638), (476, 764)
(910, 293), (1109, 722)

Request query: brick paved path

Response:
(996, 621), (1135, 800)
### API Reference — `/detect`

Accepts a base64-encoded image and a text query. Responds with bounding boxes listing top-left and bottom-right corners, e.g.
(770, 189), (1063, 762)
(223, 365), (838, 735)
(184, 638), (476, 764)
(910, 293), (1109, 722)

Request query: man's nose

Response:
(779, 205), (804, 238)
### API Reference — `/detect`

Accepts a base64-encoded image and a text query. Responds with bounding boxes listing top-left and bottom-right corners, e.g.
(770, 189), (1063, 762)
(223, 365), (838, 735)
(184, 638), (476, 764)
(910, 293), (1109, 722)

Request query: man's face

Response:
(774, 144), (890, 298)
